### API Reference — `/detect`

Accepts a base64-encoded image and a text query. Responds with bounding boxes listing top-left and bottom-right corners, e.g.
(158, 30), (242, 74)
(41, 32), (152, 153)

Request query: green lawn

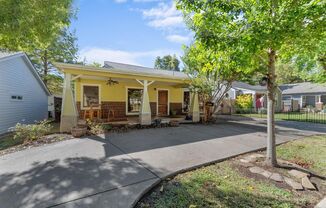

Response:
(277, 135), (326, 175)
(137, 161), (317, 208)
(137, 135), (325, 208)
(236, 112), (326, 124)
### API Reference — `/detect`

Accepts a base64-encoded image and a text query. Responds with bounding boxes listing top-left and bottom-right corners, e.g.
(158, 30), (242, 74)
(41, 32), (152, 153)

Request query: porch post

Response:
(252, 93), (256, 111)
(191, 91), (200, 122)
(60, 73), (78, 132)
(140, 80), (151, 125)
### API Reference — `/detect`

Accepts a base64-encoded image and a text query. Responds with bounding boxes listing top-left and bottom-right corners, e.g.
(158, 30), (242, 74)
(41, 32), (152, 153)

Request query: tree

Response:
(177, 0), (325, 166)
(183, 41), (256, 122)
(154, 55), (180, 71)
(0, 0), (74, 51)
(30, 28), (78, 86)
(0, 0), (76, 94)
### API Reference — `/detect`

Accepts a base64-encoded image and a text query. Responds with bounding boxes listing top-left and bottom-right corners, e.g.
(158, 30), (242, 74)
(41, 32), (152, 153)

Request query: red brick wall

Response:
(102, 101), (126, 119)
(150, 102), (157, 116)
(76, 101), (126, 119)
(170, 103), (183, 115)
(76, 101), (82, 118)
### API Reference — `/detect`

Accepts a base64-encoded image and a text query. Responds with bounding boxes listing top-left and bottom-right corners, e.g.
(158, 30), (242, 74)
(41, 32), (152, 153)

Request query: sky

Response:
(71, 0), (192, 68)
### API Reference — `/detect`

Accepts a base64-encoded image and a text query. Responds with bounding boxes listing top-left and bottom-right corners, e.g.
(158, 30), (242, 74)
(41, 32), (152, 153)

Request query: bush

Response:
(13, 120), (52, 143)
(86, 119), (112, 135)
(235, 94), (253, 111)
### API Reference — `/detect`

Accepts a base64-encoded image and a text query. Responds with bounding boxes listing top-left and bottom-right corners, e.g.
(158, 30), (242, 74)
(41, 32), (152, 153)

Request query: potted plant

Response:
(71, 126), (87, 138)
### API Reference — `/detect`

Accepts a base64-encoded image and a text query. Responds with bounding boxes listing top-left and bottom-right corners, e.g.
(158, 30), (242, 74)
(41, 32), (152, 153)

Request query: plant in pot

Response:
(71, 126), (87, 138)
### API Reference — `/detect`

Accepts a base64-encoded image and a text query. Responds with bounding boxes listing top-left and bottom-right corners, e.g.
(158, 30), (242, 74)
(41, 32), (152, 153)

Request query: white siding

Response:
(0, 56), (48, 134)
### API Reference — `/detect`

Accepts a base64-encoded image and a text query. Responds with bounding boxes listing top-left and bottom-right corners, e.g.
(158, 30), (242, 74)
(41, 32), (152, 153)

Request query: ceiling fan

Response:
(106, 78), (119, 86)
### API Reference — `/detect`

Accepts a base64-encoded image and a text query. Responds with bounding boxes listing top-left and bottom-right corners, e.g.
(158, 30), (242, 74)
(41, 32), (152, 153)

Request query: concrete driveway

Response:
(0, 121), (324, 208)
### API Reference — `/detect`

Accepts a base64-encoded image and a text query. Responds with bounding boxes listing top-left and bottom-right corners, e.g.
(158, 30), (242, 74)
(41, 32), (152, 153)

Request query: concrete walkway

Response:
(0, 121), (324, 208)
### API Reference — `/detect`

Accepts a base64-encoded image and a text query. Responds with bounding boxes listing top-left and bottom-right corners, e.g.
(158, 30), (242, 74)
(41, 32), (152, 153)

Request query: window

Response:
(11, 95), (23, 101)
(83, 85), (99, 107)
(127, 88), (143, 114)
(183, 91), (190, 112)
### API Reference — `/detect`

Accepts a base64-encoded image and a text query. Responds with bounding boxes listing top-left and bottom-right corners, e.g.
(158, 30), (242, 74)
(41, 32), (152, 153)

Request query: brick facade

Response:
(101, 101), (126, 119)
(170, 102), (183, 115)
(76, 101), (182, 118)
(76, 101), (126, 119)
(150, 102), (157, 116)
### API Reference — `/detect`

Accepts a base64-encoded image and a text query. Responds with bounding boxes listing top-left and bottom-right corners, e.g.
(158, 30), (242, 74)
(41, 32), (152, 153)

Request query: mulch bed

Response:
(0, 134), (75, 157)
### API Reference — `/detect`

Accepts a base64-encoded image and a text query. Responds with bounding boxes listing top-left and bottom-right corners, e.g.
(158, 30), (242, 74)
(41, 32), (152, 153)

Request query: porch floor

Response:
(103, 115), (193, 126)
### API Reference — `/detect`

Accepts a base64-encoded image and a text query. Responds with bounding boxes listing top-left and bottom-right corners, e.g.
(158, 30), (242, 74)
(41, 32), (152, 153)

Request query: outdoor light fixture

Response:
(259, 76), (269, 86)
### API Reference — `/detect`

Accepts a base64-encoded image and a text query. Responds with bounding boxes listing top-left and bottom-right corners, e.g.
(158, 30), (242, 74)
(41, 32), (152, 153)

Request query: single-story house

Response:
(0, 52), (50, 134)
(55, 61), (201, 132)
(227, 81), (282, 112)
(279, 82), (326, 110)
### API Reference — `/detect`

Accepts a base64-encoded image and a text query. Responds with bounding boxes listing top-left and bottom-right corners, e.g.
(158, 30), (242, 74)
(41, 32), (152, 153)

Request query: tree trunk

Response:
(42, 50), (48, 85)
(265, 49), (277, 166)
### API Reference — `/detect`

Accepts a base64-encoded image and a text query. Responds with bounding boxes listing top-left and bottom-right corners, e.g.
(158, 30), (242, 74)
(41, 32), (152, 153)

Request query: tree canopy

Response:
(177, 0), (325, 166)
(154, 55), (180, 71)
(0, 0), (77, 95)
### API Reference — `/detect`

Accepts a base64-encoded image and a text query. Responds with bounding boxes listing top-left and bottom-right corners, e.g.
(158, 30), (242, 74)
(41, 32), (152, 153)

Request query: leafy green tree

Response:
(30, 28), (78, 86)
(46, 74), (64, 95)
(0, 0), (76, 94)
(0, 0), (74, 51)
(88, 62), (102, 67)
(154, 55), (180, 71)
(177, 0), (325, 166)
(183, 41), (256, 121)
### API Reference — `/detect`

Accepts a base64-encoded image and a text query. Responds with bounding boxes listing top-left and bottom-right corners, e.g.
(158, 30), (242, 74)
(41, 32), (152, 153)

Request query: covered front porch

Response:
(55, 62), (200, 132)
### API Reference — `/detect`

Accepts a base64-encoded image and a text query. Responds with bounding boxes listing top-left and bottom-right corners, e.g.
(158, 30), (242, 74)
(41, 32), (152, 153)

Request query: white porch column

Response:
(191, 92), (200, 122)
(60, 73), (78, 132)
(252, 93), (256, 111)
(139, 80), (152, 125)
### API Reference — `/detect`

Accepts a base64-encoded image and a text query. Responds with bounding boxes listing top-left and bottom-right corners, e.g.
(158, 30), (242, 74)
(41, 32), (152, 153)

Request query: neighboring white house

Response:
(0, 51), (50, 134)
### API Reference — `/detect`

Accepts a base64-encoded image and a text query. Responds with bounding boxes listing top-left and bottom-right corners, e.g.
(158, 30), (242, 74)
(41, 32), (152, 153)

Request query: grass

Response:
(277, 135), (326, 175)
(0, 122), (60, 151)
(236, 112), (326, 124)
(138, 161), (317, 208)
(138, 135), (325, 208)
(0, 133), (24, 151)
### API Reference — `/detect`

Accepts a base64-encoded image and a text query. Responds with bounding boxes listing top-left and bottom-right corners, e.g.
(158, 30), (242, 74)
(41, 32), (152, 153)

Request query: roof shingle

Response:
(279, 82), (326, 95)
(103, 61), (188, 79)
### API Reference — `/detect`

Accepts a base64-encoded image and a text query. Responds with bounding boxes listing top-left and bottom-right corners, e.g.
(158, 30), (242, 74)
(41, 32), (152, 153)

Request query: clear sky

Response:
(71, 0), (192, 68)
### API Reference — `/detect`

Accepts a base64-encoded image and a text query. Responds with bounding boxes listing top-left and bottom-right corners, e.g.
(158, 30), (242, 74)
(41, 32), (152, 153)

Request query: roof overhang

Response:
(54, 62), (190, 84)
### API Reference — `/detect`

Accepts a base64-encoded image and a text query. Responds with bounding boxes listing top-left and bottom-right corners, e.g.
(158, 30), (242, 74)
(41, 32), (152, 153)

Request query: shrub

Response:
(13, 120), (52, 143)
(86, 119), (112, 135)
(235, 94), (253, 111)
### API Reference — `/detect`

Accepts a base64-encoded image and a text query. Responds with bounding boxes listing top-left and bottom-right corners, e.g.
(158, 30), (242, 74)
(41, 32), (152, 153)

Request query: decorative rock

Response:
(315, 197), (326, 208)
(288, 169), (309, 179)
(249, 166), (264, 174)
(261, 170), (272, 178)
(240, 159), (250, 163)
(243, 156), (257, 163)
(269, 173), (284, 182)
(301, 176), (316, 190)
(278, 159), (301, 168)
(284, 177), (303, 190)
(239, 162), (254, 168)
(250, 153), (265, 158)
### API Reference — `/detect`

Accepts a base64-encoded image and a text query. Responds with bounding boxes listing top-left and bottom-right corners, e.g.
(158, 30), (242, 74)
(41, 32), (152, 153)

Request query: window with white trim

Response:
(183, 91), (190, 113)
(83, 85), (99, 107)
(127, 88), (143, 113)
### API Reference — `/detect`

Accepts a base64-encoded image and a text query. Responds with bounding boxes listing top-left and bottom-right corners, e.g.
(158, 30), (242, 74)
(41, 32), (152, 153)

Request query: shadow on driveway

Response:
(0, 121), (321, 208)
